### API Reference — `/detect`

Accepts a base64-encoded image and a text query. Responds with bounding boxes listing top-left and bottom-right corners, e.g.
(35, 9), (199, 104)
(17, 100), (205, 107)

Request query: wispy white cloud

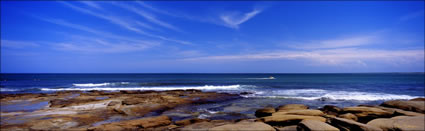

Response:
(220, 8), (262, 29)
(113, 2), (181, 32)
(287, 35), (379, 50)
(135, 2), (264, 29)
(1, 40), (40, 48)
(52, 36), (160, 53)
(400, 10), (424, 21)
(59, 2), (190, 45)
(35, 17), (151, 44)
(183, 48), (424, 66)
(80, 1), (103, 10)
(136, 2), (177, 17)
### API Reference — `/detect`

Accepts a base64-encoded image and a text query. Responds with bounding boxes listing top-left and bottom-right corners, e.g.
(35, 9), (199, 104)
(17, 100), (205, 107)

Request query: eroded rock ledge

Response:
(1, 90), (424, 131)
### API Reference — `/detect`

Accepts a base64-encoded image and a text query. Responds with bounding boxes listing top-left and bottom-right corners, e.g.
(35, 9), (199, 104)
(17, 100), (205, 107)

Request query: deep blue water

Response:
(1, 73), (424, 106)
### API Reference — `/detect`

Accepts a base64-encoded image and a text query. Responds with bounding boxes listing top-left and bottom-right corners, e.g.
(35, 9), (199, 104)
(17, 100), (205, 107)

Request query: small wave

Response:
(244, 78), (275, 80)
(41, 85), (243, 91)
(243, 89), (418, 101)
(73, 83), (111, 87)
(0, 88), (19, 92)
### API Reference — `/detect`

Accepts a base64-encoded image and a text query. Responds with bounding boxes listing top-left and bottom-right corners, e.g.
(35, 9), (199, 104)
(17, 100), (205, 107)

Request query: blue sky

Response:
(1, 1), (424, 73)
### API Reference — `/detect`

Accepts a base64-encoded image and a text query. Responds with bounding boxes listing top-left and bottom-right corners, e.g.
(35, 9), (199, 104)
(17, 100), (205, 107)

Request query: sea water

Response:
(1, 73), (424, 119)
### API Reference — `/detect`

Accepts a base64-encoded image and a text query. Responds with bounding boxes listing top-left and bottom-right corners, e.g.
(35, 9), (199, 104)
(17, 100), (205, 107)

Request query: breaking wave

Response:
(242, 89), (418, 101)
(41, 85), (243, 91)
(73, 83), (111, 87)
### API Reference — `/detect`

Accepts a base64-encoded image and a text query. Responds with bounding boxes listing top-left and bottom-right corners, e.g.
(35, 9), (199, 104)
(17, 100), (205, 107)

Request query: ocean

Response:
(1, 73), (424, 119)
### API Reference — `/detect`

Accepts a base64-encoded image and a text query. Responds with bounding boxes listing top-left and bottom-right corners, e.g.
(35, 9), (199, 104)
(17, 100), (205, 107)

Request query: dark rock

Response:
(107, 101), (120, 106)
(275, 125), (297, 131)
(239, 92), (253, 95)
(255, 107), (276, 117)
(321, 105), (341, 116)
(342, 107), (393, 123)
(328, 117), (382, 131)
(410, 98), (425, 101)
(174, 118), (208, 126)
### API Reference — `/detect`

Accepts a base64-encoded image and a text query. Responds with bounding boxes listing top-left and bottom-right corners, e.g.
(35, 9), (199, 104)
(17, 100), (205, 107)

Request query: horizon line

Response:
(1, 72), (424, 74)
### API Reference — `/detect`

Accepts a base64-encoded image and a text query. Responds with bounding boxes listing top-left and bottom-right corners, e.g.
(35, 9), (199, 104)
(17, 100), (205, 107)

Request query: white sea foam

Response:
(0, 88), (19, 92)
(244, 78), (276, 80)
(72, 83), (111, 87)
(41, 85), (242, 91)
(243, 89), (419, 101)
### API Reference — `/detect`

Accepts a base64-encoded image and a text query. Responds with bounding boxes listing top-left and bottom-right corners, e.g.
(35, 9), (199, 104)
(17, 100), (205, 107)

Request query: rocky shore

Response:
(0, 90), (424, 131)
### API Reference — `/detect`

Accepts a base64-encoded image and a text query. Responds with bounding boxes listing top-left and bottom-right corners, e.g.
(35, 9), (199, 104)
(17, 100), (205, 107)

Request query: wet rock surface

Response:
(1, 91), (424, 131)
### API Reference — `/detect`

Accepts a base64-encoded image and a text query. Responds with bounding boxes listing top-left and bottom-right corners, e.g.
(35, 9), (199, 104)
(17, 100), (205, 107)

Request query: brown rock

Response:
(381, 100), (425, 113)
(209, 121), (275, 131)
(122, 98), (144, 105)
(321, 105), (341, 116)
(277, 104), (309, 112)
(260, 114), (326, 126)
(255, 107), (276, 117)
(30, 117), (79, 130)
(49, 98), (95, 108)
(272, 109), (324, 116)
(328, 117), (382, 131)
(367, 115), (425, 131)
(89, 115), (171, 131)
(373, 106), (424, 116)
(107, 101), (120, 106)
(338, 113), (358, 121)
(179, 120), (233, 131)
(297, 119), (339, 131)
(175, 118), (208, 126)
(275, 125), (297, 131)
(410, 97), (425, 101)
(342, 107), (393, 123)
(114, 104), (168, 116)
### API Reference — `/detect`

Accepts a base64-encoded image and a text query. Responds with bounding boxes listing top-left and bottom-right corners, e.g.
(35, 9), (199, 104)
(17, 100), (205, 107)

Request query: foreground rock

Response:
(178, 120), (233, 131)
(255, 107), (276, 117)
(342, 107), (393, 123)
(209, 121), (275, 131)
(380, 100), (425, 113)
(338, 113), (358, 121)
(175, 118), (209, 126)
(0, 90), (240, 130)
(328, 117), (383, 131)
(369, 106), (424, 116)
(277, 104), (309, 112)
(321, 105), (341, 116)
(30, 117), (79, 130)
(297, 119), (339, 131)
(260, 114), (326, 126)
(367, 115), (425, 131)
(88, 115), (171, 130)
(272, 109), (324, 116)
